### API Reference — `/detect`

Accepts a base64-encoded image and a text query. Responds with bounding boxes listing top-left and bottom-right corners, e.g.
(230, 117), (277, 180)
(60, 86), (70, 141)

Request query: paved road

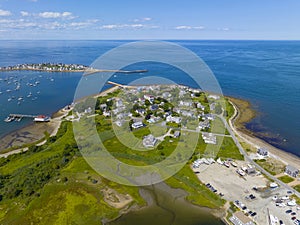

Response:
(218, 108), (300, 198)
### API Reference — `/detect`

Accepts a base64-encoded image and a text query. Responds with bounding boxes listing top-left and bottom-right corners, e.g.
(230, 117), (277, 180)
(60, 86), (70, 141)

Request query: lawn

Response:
(278, 175), (294, 184)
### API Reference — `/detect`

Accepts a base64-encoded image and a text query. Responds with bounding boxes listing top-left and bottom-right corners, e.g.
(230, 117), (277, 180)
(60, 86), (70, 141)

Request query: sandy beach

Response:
(228, 97), (300, 169)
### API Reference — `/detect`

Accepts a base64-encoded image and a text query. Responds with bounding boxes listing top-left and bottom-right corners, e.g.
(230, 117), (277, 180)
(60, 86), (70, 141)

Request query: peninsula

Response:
(0, 83), (299, 225)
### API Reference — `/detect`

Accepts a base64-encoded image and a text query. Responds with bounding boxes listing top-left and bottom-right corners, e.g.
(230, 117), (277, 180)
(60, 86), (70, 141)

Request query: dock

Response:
(4, 114), (50, 123)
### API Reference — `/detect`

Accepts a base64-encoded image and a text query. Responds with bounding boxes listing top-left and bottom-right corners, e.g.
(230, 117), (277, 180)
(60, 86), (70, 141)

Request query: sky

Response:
(0, 0), (300, 40)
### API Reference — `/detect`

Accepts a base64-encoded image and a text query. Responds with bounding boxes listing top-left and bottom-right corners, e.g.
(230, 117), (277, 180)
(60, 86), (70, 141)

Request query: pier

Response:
(4, 114), (50, 123)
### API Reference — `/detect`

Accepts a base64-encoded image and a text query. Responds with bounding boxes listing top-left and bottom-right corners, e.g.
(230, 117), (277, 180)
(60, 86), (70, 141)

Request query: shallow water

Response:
(108, 183), (224, 225)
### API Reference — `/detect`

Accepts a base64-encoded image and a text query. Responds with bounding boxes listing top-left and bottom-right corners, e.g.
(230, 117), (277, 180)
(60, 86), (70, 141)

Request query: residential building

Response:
(173, 131), (180, 138)
(257, 148), (268, 156)
(143, 134), (157, 148)
(166, 115), (181, 124)
(202, 133), (217, 145)
(285, 165), (299, 178)
(198, 119), (210, 130)
(131, 121), (144, 129)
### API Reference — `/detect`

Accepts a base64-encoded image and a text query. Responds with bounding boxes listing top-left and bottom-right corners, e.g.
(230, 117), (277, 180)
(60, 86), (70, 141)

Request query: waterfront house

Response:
(198, 119), (210, 130)
(285, 165), (299, 178)
(143, 134), (157, 148)
(257, 148), (269, 157)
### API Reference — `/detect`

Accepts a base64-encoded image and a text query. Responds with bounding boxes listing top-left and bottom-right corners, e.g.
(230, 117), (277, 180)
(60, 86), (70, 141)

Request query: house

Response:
(116, 99), (123, 107)
(143, 134), (157, 148)
(179, 101), (193, 107)
(131, 121), (144, 129)
(99, 103), (107, 111)
(144, 94), (154, 103)
(202, 114), (215, 121)
(166, 115), (181, 124)
(208, 94), (220, 100)
(230, 211), (255, 225)
(257, 148), (268, 156)
(174, 131), (181, 138)
(115, 120), (124, 127)
(149, 104), (159, 111)
(285, 165), (299, 178)
(162, 92), (171, 99)
(202, 133), (217, 145)
(103, 111), (110, 117)
(196, 103), (205, 110)
(135, 108), (146, 115)
(198, 119), (210, 130)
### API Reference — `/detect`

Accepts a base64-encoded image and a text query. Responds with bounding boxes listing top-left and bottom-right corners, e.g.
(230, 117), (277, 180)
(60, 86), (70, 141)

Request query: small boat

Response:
(18, 97), (23, 101)
(50, 78), (54, 82)
(4, 116), (14, 122)
(17, 101), (21, 105)
(27, 92), (32, 98)
(7, 98), (12, 102)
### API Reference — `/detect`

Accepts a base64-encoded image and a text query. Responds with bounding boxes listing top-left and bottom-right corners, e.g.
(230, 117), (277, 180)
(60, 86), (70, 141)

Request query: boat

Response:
(50, 78), (54, 82)
(18, 97), (23, 101)
(34, 115), (50, 122)
(4, 116), (14, 122)
(7, 98), (12, 102)
(27, 92), (32, 98)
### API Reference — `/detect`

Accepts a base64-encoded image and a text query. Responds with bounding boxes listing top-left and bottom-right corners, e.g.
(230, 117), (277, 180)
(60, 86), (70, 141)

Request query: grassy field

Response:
(0, 93), (247, 224)
(254, 159), (285, 176)
(278, 175), (295, 184)
(294, 185), (300, 192)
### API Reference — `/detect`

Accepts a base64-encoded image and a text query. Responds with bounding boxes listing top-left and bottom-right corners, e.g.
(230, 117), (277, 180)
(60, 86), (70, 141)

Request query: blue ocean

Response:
(0, 40), (299, 157)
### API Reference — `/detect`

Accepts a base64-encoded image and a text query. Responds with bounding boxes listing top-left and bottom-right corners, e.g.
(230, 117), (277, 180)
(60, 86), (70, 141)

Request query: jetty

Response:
(84, 69), (148, 76)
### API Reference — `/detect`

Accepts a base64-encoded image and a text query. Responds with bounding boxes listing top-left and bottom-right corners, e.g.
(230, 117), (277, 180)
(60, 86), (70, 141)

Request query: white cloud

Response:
(0, 9), (12, 17)
(133, 17), (152, 22)
(20, 11), (30, 16)
(38, 11), (75, 19)
(175, 25), (205, 30)
(100, 23), (158, 30)
(219, 27), (230, 31)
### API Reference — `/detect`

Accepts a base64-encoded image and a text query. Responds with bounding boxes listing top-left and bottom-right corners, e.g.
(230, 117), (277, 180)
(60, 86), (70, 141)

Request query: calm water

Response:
(108, 183), (224, 225)
(0, 40), (299, 158)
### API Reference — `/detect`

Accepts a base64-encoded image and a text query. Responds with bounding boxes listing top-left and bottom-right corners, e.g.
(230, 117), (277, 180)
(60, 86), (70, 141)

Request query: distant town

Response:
(0, 63), (88, 72)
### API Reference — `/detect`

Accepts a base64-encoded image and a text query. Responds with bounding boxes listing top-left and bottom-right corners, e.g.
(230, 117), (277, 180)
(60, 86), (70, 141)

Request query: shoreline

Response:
(228, 97), (300, 168)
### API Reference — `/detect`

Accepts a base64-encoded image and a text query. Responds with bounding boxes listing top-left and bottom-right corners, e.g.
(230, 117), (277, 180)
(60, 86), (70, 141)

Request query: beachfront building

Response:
(257, 148), (269, 157)
(285, 165), (299, 178)
(202, 133), (217, 145)
(230, 211), (255, 225)
(143, 134), (157, 148)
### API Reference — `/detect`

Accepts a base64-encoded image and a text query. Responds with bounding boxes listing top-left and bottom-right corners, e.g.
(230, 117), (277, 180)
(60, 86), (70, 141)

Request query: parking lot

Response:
(193, 160), (300, 225)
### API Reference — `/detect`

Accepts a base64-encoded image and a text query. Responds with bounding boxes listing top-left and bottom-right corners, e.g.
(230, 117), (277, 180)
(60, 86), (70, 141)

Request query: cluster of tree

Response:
(0, 122), (79, 202)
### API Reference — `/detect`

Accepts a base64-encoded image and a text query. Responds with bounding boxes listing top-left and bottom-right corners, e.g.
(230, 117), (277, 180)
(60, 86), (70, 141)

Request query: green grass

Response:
(254, 159), (285, 176)
(278, 175), (294, 184)
(294, 185), (300, 193)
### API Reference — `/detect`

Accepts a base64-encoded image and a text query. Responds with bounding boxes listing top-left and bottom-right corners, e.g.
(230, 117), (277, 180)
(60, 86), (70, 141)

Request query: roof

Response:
(286, 165), (299, 172)
(233, 211), (254, 224)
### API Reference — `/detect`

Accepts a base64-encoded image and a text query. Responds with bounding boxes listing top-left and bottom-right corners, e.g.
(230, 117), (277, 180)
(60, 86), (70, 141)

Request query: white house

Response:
(166, 115), (181, 124)
(202, 133), (217, 144)
(199, 119), (210, 130)
(131, 121), (144, 129)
